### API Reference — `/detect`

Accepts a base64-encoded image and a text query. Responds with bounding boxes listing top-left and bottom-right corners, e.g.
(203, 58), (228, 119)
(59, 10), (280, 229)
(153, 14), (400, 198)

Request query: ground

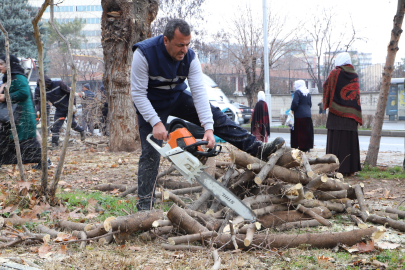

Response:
(0, 138), (404, 270)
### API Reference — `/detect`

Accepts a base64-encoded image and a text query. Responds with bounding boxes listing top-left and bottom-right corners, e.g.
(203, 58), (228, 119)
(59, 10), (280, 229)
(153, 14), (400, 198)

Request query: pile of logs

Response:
(2, 145), (405, 260)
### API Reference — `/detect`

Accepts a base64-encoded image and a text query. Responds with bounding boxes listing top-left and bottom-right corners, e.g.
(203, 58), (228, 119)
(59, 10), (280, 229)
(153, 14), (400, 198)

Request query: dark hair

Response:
(163, 19), (191, 41)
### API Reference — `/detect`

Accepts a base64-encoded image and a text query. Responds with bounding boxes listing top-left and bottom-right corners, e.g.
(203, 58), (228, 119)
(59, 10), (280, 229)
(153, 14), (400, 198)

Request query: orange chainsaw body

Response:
(167, 128), (204, 152)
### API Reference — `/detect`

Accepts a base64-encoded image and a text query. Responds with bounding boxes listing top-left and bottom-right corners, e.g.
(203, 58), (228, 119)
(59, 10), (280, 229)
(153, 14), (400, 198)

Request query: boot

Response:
(32, 159), (52, 170)
(256, 137), (285, 161)
(80, 131), (86, 141)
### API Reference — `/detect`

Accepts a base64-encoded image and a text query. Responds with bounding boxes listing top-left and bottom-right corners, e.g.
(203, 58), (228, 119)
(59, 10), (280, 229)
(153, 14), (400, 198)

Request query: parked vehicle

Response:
(231, 102), (253, 124)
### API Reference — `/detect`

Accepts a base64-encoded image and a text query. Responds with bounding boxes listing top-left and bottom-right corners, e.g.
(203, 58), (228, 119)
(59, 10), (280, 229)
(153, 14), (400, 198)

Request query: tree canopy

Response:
(0, 0), (47, 58)
(45, 18), (87, 52)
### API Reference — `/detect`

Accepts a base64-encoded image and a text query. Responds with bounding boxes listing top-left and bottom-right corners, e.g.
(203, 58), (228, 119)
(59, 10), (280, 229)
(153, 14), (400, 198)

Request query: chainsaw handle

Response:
(146, 134), (167, 157)
(183, 141), (222, 157)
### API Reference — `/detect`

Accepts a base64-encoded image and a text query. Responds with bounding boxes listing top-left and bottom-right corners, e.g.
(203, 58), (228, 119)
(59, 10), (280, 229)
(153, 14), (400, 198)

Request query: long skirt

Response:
(326, 129), (361, 174)
(290, 117), (314, 152)
(0, 133), (42, 166)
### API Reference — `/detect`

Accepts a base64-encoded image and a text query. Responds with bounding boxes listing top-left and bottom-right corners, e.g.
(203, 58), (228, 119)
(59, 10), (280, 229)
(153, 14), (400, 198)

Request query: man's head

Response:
(163, 19), (191, 61)
(82, 83), (90, 91)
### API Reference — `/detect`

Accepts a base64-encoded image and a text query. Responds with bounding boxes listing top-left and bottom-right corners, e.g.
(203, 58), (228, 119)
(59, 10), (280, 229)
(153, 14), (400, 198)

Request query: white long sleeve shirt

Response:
(131, 49), (214, 131)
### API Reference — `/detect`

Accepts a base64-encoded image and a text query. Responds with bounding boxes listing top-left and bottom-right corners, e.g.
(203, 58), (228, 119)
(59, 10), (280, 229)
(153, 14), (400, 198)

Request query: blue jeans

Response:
(136, 91), (261, 210)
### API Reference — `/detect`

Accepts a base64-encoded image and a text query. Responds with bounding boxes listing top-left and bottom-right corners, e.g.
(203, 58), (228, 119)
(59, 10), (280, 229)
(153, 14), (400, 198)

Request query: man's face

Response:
(164, 29), (191, 61)
(82, 86), (87, 91)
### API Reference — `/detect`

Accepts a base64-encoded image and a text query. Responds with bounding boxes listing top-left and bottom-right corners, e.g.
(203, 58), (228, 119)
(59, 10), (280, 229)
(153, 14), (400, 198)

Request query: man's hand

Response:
(202, 129), (215, 149)
(0, 94), (5, 103)
(0, 84), (5, 94)
(152, 121), (168, 141)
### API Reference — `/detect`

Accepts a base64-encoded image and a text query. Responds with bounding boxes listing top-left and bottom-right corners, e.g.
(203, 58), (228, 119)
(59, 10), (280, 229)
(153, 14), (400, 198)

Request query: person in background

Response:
(290, 80), (314, 152)
(35, 76), (86, 149)
(80, 83), (95, 136)
(323, 52), (362, 176)
(100, 84), (109, 136)
(0, 55), (46, 168)
(251, 91), (270, 142)
(318, 102), (325, 114)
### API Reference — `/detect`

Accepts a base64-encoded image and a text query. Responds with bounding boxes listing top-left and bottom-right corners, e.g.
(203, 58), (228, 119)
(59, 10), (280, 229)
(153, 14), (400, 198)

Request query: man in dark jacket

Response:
(80, 83), (95, 135)
(100, 84), (109, 136)
(35, 76), (85, 148)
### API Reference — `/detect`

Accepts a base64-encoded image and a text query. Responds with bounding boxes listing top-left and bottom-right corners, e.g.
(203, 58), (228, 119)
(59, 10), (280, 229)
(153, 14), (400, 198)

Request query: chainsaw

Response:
(147, 128), (256, 221)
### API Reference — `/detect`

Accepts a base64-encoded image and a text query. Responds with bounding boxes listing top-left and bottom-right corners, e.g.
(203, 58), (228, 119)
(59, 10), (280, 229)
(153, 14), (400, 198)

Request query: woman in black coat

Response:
(290, 80), (314, 152)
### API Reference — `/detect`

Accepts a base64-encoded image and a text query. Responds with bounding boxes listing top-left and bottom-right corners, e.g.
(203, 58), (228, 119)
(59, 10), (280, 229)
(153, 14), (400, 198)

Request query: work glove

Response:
(75, 93), (83, 98)
(73, 105), (77, 114)
(36, 111), (40, 121)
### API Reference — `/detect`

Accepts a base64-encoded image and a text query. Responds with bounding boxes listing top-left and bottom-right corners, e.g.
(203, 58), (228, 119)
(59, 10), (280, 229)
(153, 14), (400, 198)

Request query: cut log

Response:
(228, 170), (256, 196)
(92, 184), (128, 192)
(258, 206), (332, 228)
(296, 204), (332, 226)
(3, 216), (32, 227)
(157, 165), (176, 179)
(313, 190), (347, 201)
(253, 204), (289, 216)
(305, 174), (328, 191)
(254, 147), (286, 185)
(161, 243), (204, 251)
(104, 210), (164, 234)
(57, 221), (95, 231)
(350, 215), (368, 229)
(243, 223), (257, 247)
(374, 211), (398, 220)
(230, 149), (266, 169)
(157, 179), (200, 190)
(167, 204), (209, 234)
(72, 231), (87, 249)
(276, 219), (321, 231)
(85, 224), (107, 238)
(211, 249), (221, 270)
(243, 183), (304, 207)
(167, 231), (217, 245)
(366, 214), (405, 232)
(152, 219), (172, 228)
(311, 163), (340, 174)
(119, 185), (138, 197)
(139, 226), (173, 242)
(188, 190), (211, 211)
(36, 225), (59, 238)
(354, 184), (369, 221)
(385, 207), (405, 219)
(216, 161), (232, 167)
(155, 190), (186, 207)
(301, 153), (314, 178)
(309, 154), (339, 165)
(276, 149), (302, 168)
(183, 209), (223, 231)
(213, 227), (379, 250)
(298, 199), (346, 212)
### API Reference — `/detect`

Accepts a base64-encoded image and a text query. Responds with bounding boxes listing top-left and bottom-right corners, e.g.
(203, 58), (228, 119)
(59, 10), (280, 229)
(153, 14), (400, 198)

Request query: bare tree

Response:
(365, 0), (405, 166)
(101, 0), (158, 152)
(300, 8), (359, 93)
(223, 4), (298, 106)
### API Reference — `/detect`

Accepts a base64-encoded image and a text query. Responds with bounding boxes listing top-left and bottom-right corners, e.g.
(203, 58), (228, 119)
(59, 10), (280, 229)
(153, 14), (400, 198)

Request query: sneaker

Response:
(256, 137), (285, 161)
(80, 131), (86, 141)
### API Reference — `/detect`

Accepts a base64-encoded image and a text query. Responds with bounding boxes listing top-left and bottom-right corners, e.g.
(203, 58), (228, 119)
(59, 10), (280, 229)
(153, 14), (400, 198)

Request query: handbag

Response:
(286, 110), (294, 130)
(0, 103), (21, 124)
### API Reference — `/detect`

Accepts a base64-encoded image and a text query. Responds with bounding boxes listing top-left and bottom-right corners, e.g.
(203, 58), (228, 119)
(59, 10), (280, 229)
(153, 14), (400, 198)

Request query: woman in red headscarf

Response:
(323, 52), (362, 176)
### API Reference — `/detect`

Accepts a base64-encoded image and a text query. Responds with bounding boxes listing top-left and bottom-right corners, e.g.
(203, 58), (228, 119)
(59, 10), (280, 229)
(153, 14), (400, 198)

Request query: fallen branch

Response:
(301, 153), (314, 178)
(309, 154), (339, 165)
(139, 226), (173, 242)
(36, 224), (59, 238)
(296, 204), (332, 226)
(104, 210), (164, 234)
(243, 223), (257, 247)
(92, 184), (128, 192)
(161, 243), (204, 251)
(385, 207), (405, 219)
(254, 147), (286, 185)
(168, 231), (218, 245)
(276, 149), (302, 168)
(276, 219), (321, 231)
(366, 214), (405, 231)
(354, 184), (369, 221)
(211, 249), (221, 270)
(213, 227), (380, 250)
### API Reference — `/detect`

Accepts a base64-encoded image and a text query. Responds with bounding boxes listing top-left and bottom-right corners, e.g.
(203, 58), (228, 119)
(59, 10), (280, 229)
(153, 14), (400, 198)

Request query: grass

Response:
(357, 165), (405, 180)
(57, 190), (173, 222)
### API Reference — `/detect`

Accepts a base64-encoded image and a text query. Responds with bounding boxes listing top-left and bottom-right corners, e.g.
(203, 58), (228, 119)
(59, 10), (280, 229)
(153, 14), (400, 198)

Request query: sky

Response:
(202, 0), (401, 64)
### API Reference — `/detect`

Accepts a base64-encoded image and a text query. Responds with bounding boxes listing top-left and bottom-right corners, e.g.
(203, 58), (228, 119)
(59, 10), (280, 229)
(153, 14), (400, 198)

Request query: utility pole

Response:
(263, 0), (271, 122)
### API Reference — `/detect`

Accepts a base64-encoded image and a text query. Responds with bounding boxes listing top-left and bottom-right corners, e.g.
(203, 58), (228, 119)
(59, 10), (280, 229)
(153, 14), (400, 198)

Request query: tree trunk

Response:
(365, 0), (405, 166)
(101, 0), (158, 151)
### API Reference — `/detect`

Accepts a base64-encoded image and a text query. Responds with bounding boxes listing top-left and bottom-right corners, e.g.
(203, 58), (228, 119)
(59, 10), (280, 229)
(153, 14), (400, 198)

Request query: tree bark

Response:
(101, 0), (158, 151)
(365, 0), (405, 166)
(104, 210), (164, 233)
